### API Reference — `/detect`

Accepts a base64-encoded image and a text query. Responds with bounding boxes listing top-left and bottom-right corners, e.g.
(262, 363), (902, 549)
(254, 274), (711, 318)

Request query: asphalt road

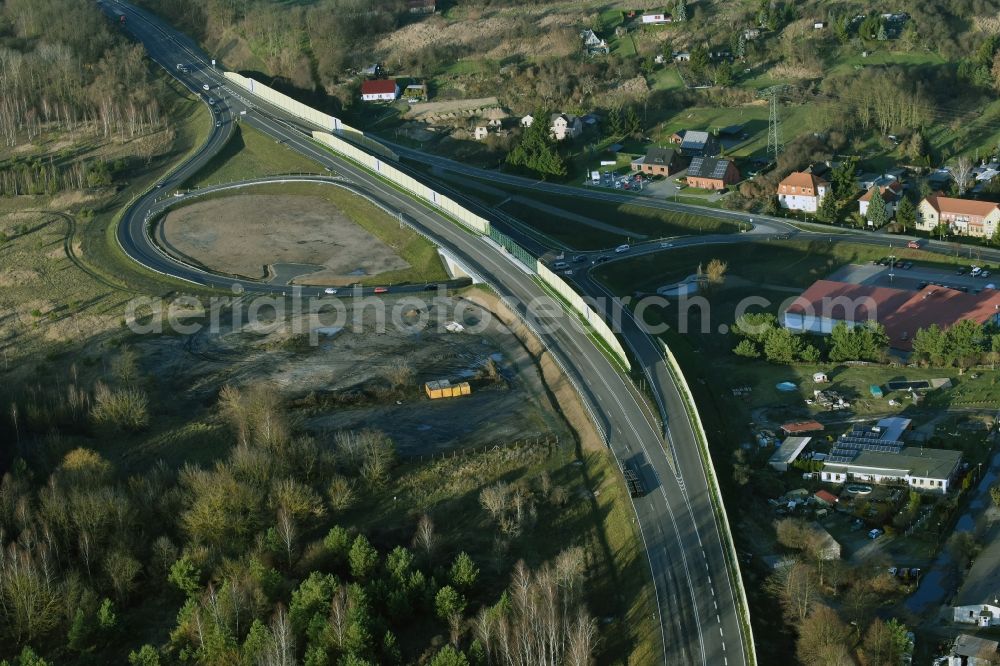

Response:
(101, 2), (754, 663)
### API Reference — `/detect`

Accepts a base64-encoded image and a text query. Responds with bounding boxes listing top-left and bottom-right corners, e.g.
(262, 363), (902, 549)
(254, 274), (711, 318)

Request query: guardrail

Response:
(660, 341), (757, 664)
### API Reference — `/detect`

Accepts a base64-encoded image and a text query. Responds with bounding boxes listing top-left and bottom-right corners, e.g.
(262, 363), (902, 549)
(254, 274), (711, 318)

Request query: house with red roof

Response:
(780, 421), (825, 436)
(813, 490), (839, 506)
(777, 171), (830, 212)
(917, 194), (1000, 238)
(360, 79), (399, 102)
(858, 180), (903, 219)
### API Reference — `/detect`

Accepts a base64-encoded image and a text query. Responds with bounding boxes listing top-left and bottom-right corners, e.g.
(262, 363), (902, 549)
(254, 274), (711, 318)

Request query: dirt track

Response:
(159, 194), (409, 281)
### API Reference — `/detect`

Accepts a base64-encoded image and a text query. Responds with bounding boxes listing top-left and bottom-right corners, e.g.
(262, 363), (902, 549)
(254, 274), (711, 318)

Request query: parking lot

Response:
(583, 169), (652, 193)
(828, 260), (999, 293)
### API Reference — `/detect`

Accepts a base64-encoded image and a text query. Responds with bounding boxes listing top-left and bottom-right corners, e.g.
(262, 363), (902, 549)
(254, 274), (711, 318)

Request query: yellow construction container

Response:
(424, 379), (472, 399)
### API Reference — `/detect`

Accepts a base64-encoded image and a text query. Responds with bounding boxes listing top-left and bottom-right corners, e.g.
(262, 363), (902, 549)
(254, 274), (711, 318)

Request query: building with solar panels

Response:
(685, 156), (740, 190)
(819, 417), (961, 494)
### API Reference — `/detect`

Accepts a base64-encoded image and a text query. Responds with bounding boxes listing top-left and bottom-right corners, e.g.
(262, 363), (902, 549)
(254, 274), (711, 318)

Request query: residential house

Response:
(406, 0), (435, 13)
(670, 130), (686, 144)
(685, 156), (740, 190)
(672, 51), (691, 62)
(631, 147), (682, 176)
(918, 195), (1000, 238)
(952, 531), (1000, 628)
(947, 634), (999, 665)
(580, 29), (609, 55)
(473, 126), (489, 141)
(777, 171), (830, 212)
(641, 13), (671, 24)
(743, 28), (761, 40)
(520, 114), (534, 128)
(549, 113), (583, 141)
(813, 21), (827, 29)
(678, 130), (720, 157)
(360, 79), (399, 102)
(768, 437), (810, 471)
(858, 180), (903, 219)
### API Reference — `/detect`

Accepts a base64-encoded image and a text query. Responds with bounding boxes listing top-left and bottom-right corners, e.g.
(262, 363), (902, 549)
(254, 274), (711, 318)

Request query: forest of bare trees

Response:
(0, 1), (165, 150)
(0, 355), (597, 664)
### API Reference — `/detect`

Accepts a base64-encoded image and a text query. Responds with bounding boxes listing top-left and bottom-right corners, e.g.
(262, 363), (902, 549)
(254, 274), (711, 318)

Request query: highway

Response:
(101, 2), (754, 664)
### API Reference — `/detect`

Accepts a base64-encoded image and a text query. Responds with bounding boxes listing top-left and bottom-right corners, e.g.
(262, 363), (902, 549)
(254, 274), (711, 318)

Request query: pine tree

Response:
(674, 0), (687, 22)
(896, 196), (915, 231)
(866, 188), (888, 228)
(817, 189), (838, 223)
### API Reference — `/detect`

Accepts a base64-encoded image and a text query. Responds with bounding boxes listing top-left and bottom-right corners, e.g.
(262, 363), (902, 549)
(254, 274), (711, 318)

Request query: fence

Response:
(659, 341), (757, 664)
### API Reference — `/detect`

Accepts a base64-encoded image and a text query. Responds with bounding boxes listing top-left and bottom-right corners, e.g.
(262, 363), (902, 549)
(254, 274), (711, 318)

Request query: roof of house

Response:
(785, 280), (913, 322)
(781, 420), (825, 434)
(680, 130), (712, 150)
(859, 180), (903, 203)
(769, 436), (810, 465)
(778, 171), (829, 194)
(814, 490), (839, 505)
(643, 147), (678, 165)
(823, 446), (962, 480)
(550, 112), (580, 124)
(687, 156), (734, 180)
(807, 522), (840, 554)
(361, 79), (397, 95)
(953, 634), (1000, 660)
(922, 195), (1000, 217)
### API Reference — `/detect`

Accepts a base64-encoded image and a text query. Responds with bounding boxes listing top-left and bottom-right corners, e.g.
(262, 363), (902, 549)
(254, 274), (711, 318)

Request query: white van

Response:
(614, 244), (630, 253)
(553, 261), (568, 269)
(971, 266), (982, 276)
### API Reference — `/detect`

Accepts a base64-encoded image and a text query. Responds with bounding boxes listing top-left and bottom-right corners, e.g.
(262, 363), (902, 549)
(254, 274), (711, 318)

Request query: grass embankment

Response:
(594, 239), (957, 294)
(183, 123), (325, 188)
(428, 168), (738, 250)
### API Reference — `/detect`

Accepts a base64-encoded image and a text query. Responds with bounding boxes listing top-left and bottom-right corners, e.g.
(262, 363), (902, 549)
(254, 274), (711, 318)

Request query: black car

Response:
(573, 255), (586, 263)
(593, 255), (610, 265)
(917, 281), (928, 289)
(956, 267), (967, 275)
(901, 261), (913, 270)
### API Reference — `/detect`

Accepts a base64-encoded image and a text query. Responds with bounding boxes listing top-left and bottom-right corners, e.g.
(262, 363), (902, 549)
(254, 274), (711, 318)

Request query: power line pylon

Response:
(758, 85), (788, 158)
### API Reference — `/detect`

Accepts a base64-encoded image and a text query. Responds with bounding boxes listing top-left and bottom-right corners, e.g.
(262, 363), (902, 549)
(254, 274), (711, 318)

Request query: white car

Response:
(660, 242), (673, 248)
(202, 84), (210, 91)
(323, 287), (338, 295)
(614, 244), (630, 253)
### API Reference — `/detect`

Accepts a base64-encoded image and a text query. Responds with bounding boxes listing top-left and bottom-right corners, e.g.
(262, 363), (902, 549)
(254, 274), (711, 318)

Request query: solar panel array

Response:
(690, 157), (705, 175)
(711, 159), (729, 178)
(826, 426), (904, 464)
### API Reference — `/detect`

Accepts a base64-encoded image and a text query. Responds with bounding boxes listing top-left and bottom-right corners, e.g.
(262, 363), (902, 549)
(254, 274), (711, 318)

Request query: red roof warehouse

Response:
(784, 280), (1000, 350)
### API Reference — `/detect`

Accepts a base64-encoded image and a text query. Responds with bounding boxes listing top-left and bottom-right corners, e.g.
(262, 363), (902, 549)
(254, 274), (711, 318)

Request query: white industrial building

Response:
(768, 436), (810, 471)
(820, 418), (961, 494)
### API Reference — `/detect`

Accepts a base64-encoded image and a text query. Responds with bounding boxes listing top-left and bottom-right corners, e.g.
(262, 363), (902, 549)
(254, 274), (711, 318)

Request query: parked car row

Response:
(873, 257), (913, 270)
(587, 170), (647, 191)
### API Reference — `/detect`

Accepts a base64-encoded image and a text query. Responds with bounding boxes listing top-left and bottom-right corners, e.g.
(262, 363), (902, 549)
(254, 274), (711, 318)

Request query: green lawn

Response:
(593, 239), (956, 294)
(649, 64), (685, 91)
(183, 123), (325, 188)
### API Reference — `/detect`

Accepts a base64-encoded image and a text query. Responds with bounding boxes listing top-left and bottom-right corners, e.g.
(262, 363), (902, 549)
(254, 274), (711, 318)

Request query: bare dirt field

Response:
(127, 291), (575, 460)
(158, 193), (410, 283)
